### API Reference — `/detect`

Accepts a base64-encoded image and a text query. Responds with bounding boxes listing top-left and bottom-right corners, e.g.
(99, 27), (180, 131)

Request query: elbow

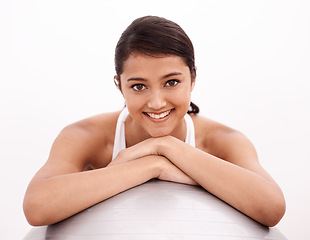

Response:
(23, 196), (52, 226)
(25, 215), (46, 227)
(259, 195), (286, 227)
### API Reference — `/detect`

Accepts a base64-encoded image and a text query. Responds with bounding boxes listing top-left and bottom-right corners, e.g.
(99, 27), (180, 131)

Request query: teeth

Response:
(147, 110), (171, 119)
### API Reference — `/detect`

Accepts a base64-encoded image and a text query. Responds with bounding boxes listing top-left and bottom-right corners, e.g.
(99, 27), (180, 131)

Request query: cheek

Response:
(173, 94), (190, 105)
(173, 88), (192, 102)
(123, 93), (144, 110)
(122, 91), (134, 103)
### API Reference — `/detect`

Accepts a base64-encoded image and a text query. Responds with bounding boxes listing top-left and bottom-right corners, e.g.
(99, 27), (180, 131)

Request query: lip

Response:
(144, 109), (174, 121)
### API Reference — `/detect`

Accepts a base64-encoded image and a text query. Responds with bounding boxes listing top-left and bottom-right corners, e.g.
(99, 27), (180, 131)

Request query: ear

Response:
(191, 66), (197, 92)
(114, 76), (122, 93)
(191, 79), (196, 91)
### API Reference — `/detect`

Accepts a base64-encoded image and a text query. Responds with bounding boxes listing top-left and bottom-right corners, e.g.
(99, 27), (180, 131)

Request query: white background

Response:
(1, 0), (309, 239)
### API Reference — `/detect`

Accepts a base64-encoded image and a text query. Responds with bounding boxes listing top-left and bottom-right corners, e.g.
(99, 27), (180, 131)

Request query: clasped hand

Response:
(107, 136), (197, 185)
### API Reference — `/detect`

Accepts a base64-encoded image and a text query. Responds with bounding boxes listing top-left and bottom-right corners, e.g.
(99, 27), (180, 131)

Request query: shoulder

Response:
(191, 114), (258, 166)
(61, 111), (121, 142)
(49, 111), (122, 169)
(65, 111), (120, 138)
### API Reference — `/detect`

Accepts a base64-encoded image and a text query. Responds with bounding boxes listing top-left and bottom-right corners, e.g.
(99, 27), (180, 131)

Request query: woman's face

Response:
(120, 53), (195, 137)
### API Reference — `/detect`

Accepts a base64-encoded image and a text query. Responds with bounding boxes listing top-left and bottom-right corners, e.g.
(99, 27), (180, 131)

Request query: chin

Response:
(147, 128), (171, 138)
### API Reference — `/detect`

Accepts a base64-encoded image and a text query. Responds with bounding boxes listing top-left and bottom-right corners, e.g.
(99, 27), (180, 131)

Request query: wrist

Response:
(147, 155), (166, 179)
(156, 135), (175, 156)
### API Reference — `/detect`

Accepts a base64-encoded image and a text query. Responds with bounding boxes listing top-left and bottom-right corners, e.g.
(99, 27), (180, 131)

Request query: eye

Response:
(132, 84), (147, 91)
(165, 79), (179, 87)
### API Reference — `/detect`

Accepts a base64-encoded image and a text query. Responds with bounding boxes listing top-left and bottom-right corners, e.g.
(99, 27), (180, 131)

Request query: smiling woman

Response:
(23, 16), (285, 229)
(120, 54), (193, 138)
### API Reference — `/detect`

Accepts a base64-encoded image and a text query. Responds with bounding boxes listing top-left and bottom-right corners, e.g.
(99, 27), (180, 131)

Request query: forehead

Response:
(121, 53), (190, 78)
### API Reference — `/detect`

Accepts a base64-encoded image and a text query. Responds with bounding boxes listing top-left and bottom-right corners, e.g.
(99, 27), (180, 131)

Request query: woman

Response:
(23, 16), (285, 227)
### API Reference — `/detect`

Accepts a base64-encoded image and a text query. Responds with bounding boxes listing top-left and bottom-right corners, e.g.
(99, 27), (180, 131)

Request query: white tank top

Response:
(112, 108), (196, 160)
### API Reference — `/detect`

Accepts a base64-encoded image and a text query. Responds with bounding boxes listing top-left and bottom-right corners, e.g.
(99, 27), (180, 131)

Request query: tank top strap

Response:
(112, 108), (129, 160)
(184, 114), (196, 147)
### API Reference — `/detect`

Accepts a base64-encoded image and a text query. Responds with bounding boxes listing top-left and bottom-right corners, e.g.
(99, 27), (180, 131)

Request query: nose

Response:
(147, 90), (167, 110)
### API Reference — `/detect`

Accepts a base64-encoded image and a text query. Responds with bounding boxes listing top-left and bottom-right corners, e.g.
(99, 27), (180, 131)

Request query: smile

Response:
(145, 109), (172, 120)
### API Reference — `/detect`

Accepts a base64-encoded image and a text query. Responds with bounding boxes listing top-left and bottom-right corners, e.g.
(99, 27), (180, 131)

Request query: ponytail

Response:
(187, 102), (199, 114)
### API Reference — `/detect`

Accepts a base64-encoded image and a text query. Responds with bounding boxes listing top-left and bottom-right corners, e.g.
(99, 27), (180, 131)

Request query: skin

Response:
(23, 53), (286, 227)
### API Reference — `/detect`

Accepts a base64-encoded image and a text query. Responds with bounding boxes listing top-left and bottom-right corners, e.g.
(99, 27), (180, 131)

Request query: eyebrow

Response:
(127, 72), (183, 82)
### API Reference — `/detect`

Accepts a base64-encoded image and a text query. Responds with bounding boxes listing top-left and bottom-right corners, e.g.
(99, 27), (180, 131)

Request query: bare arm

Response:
(118, 133), (286, 227)
(23, 126), (161, 226)
(158, 135), (285, 227)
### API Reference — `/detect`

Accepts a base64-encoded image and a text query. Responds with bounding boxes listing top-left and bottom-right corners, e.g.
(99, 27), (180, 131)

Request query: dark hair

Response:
(114, 16), (199, 114)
